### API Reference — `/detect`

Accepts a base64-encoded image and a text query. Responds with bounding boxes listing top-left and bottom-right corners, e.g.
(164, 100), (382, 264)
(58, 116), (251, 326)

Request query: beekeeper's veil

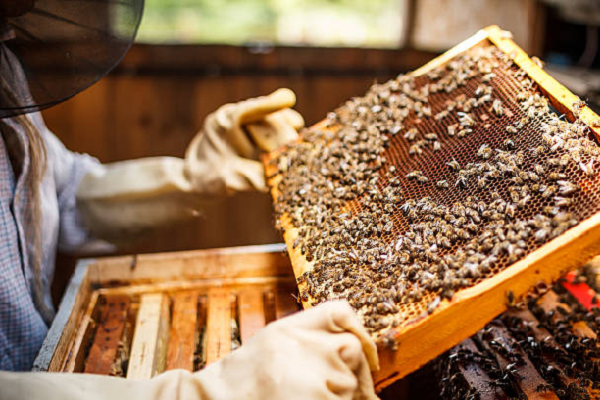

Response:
(0, 0), (144, 118)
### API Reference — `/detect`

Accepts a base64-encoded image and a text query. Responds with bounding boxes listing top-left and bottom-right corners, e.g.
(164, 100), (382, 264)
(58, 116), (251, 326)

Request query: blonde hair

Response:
(0, 75), (53, 324)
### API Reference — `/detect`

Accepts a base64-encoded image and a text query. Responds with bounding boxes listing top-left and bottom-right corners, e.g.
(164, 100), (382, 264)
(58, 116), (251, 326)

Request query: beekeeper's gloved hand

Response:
(0, 301), (379, 400)
(75, 89), (303, 241)
(185, 87), (303, 194)
(200, 300), (379, 400)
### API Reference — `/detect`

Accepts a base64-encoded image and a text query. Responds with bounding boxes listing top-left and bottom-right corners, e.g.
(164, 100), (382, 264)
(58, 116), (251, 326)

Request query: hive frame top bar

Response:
(421, 26), (600, 137)
(265, 25), (600, 391)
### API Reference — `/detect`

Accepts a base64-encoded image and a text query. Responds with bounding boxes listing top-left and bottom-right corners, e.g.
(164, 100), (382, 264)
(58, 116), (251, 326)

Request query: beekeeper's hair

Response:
(0, 73), (52, 324)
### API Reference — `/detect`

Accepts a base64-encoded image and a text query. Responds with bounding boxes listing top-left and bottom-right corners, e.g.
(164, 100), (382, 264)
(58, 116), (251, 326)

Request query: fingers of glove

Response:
(278, 301), (379, 371)
(226, 90), (296, 158)
(204, 103), (256, 160)
(325, 370), (360, 400)
(279, 108), (305, 130)
(226, 125), (257, 159)
(293, 332), (374, 400)
(234, 88), (296, 125)
(225, 157), (267, 193)
(336, 332), (367, 373)
(246, 109), (301, 152)
(211, 90), (297, 159)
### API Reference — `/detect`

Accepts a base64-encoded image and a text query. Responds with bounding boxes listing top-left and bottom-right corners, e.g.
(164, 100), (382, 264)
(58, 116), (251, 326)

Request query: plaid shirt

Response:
(0, 112), (105, 371)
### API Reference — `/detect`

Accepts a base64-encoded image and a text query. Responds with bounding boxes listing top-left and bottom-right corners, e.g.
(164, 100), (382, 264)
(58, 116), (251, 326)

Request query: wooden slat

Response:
(97, 276), (293, 297)
(33, 260), (93, 372)
(195, 296), (208, 370)
(166, 292), (199, 371)
(523, 294), (599, 397)
(238, 290), (266, 344)
(127, 293), (170, 379)
(411, 28), (489, 77)
(537, 291), (597, 339)
(84, 295), (130, 375)
(503, 309), (577, 388)
(205, 289), (232, 364)
(89, 244), (292, 285)
(275, 289), (300, 320)
(263, 291), (278, 324)
(478, 323), (559, 400)
(454, 339), (508, 400)
(62, 291), (100, 372)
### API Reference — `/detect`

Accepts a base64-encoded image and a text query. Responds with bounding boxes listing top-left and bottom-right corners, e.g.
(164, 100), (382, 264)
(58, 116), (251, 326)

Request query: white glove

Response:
(75, 89), (303, 240)
(200, 301), (380, 400)
(0, 302), (379, 400)
(184, 88), (303, 195)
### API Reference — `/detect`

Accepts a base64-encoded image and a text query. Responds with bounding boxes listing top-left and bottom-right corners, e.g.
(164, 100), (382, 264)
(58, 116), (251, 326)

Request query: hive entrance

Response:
(265, 26), (600, 388)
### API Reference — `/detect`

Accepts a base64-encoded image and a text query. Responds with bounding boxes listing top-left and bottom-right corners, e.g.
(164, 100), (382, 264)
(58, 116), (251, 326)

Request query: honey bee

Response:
(579, 159), (596, 176)
(447, 124), (457, 137)
(408, 144), (422, 156)
(477, 144), (493, 159)
(435, 110), (449, 120)
(557, 180), (579, 196)
(504, 139), (515, 150)
(534, 164), (545, 175)
(477, 177), (488, 188)
(492, 99), (504, 117)
(517, 91), (529, 102)
(404, 127), (419, 142)
(540, 184), (557, 198)
(458, 112), (476, 127)
(446, 159), (461, 171)
(531, 145), (546, 157)
(554, 196), (573, 207)
(406, 170), (423, 180)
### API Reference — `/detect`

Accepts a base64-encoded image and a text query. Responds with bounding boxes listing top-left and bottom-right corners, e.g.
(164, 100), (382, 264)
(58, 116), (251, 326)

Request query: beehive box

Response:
(439, 269), (600, 400)
(33, 244), (301, 376)
(265, 25), (600, 391)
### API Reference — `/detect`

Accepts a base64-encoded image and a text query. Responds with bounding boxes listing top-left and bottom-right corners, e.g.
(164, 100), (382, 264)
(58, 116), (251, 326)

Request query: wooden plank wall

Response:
(43, 45), (437, 257)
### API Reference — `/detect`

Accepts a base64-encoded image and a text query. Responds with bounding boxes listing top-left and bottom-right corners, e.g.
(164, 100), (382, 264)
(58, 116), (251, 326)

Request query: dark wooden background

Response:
(43, 45), (437, 256)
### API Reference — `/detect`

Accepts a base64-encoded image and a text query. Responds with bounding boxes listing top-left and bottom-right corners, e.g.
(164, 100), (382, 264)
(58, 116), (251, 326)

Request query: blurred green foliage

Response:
(136, 0), (403, 47)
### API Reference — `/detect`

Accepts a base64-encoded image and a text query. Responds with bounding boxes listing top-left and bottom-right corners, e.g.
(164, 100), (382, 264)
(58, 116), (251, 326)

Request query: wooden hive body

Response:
(439, 269), (600, 399)
(264, 25), (600, 390)
(33, 244), (301, 376)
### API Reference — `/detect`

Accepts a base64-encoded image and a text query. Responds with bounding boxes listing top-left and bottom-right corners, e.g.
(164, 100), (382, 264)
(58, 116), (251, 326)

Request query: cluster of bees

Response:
(270, 44), (600, 343)
(439, 280), (599, 400)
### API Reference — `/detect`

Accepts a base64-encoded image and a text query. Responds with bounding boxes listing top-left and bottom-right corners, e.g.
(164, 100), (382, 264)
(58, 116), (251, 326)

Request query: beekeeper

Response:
(0, 0), (378, 399)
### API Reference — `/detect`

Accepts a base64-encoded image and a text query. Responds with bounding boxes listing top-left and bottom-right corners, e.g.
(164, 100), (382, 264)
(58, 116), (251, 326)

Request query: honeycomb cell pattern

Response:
(269, 40), (600, 342)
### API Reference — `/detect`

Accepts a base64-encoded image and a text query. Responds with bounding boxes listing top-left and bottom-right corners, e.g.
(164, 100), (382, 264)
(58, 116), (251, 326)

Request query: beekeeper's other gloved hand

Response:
(75, 89), (303, 241)
(0, 301), (379, 400)
(185, 88), (303, 194)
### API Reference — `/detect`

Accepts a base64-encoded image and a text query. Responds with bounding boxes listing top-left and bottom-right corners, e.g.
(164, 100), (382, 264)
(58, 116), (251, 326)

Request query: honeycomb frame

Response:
(264, 25), (600, 391)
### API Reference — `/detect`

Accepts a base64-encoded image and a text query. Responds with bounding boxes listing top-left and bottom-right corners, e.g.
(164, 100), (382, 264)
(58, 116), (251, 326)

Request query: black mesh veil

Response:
(0, 0), (144, 118)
